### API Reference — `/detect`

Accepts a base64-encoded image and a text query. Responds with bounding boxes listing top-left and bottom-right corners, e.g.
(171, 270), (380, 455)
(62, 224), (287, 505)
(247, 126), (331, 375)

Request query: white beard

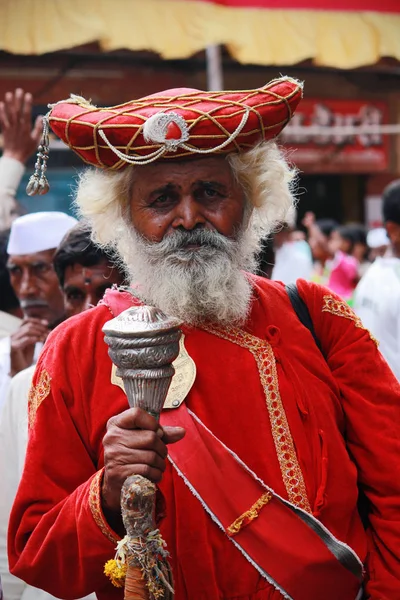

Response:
(115, 225), (257, 326)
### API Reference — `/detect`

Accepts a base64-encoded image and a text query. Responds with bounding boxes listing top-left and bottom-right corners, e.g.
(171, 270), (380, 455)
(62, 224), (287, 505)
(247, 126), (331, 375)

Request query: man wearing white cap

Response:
(366, 227), (389, 262)
(0, 222), (122, 600)
(0, 211), (77, 409)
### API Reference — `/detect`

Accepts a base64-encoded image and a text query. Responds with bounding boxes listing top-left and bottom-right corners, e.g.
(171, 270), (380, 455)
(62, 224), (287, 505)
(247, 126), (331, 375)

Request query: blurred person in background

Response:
(366, 227), (389, 262)
(327, 225), (359, 303)
(0, 230), (22, 339)
(0, 221), (124, 600)
(302, 213), (338, 285)
(353, 180), (400, 380)
(0, 89), (43, 229)
(53, 221), (126, 317)
(0, 212), (77, 409)
(346, 224), (369, 278)
(271, 207), (313, 284)
(303, 212), (358, 301)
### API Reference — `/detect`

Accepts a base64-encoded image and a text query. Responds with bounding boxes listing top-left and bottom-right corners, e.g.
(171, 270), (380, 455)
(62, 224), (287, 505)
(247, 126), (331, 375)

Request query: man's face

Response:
(63, 260), (124, 318)
(129, 156), (246, 243)
(7, 248), (64, 325)
(386, 221), (400, 255)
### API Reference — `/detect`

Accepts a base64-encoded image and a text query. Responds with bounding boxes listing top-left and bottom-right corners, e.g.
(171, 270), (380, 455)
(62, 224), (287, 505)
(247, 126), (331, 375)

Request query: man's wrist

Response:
(2, 151), (27, 164)
(101, 493), (125, 537)
(101, 476), (125, 536)
(0, 155), (25, 191)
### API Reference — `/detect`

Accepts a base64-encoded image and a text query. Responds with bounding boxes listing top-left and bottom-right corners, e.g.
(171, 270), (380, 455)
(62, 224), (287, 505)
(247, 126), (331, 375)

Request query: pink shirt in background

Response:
(327, 251), (359, 300)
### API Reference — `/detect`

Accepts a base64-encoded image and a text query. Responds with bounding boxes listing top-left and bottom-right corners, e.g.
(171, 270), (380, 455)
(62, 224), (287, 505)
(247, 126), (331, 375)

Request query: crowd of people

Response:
(263, 195), (400, 379)
(0, 80), (399, 600)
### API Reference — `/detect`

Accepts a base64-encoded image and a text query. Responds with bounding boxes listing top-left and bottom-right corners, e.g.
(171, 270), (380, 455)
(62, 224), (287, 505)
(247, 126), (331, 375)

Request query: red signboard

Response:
(280, 99), (391, 174)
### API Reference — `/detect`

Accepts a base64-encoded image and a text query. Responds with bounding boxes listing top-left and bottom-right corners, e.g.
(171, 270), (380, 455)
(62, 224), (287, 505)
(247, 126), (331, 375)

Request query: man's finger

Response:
(4, 92), (14, 124)
(20, 92), (33, 128)
(16, 324), (49, 337)
(14, 88), (24, 120)
(22, 317), (49, 325)
(0, 101), (9, 129)
(32, 115), (43, 144)
(114, 429), (168, 459)
(110, 407), (159, 432)
(116, 449), (167, 472)
(119, 464), (165, 484)
(12, 335), (43, 350)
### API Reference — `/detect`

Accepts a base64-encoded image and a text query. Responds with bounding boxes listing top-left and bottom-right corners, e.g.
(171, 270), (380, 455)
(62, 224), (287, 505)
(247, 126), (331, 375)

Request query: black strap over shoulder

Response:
(285, 283), (324, 355)
(286, 282), (370, 533)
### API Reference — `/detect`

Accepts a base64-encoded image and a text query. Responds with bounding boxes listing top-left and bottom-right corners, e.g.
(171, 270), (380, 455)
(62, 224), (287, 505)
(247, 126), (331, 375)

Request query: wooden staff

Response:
(103, 305), (181, 600)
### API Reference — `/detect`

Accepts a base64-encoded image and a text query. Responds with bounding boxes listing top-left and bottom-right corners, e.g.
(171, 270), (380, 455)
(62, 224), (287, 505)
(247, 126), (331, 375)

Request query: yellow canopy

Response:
(1, 0), (399, 68)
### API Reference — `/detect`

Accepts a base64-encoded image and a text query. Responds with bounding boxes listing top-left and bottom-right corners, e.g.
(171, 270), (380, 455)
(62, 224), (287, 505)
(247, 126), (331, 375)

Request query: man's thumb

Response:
(162, 426), (186, 444)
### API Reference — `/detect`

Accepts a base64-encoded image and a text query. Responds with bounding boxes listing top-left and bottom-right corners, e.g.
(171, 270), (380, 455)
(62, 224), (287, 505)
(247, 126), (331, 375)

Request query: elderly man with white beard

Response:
(8, 79), (400, 600)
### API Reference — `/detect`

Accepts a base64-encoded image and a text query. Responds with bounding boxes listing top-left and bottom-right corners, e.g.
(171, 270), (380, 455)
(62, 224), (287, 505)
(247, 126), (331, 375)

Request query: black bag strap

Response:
(286, 282), (370, 533)
(285, 283), (324, 356)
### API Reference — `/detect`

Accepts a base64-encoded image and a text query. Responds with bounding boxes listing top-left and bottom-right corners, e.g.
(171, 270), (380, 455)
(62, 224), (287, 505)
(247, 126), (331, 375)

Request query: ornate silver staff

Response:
(102, 305), (182, 600)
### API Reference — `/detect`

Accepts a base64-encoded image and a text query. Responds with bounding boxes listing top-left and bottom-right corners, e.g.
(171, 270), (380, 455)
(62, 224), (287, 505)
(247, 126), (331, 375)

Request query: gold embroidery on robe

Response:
(201, 324), (312, 514)
(88, 469), (119, 544)
(28, 369), (51, 428)
(322, 295), (379, 346)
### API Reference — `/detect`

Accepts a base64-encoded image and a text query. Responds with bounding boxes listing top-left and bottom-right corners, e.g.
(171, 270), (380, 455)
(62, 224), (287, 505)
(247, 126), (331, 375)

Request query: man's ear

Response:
(385, 221), (400, 244)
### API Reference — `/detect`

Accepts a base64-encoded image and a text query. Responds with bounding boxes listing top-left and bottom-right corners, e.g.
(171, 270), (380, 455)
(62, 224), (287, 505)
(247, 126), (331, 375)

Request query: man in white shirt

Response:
(271, 207), (313, 284)
(0, 212), (77, 409)
(353, 180), (400, 380)
(0, 231), (22, 340)
(0, 223), (124, 600)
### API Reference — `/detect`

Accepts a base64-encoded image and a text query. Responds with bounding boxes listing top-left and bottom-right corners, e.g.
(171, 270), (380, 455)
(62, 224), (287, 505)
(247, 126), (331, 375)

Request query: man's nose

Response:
(82, 295), (92, 311)
(19, 270), (38, 297)
(171, 196), (206, 231)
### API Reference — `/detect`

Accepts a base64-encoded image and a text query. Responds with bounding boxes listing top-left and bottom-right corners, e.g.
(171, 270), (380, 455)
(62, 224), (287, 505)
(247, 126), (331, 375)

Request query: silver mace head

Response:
(102, 305), (182, 420)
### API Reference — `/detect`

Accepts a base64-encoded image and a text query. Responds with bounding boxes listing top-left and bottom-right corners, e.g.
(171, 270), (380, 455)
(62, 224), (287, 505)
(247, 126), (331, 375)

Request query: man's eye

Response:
(34, 263), (52, 275)
(204, 188), (219, 197)
(153, 194), (171, 205)
(66, 291), (84, 302)
(8, 266), (21, 277)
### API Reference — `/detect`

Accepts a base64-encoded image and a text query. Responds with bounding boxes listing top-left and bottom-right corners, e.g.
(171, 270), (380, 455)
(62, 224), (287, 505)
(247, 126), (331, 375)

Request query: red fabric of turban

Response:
(48, 76), (302, 170)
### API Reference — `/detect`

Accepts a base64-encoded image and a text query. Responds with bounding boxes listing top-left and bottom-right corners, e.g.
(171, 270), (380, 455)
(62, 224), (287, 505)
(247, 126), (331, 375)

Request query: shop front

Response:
(280, 97), (393, 225)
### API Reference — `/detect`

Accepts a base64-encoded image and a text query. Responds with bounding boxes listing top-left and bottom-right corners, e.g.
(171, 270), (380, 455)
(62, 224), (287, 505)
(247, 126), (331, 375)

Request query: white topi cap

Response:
(7, 211), (78, 255)
(366, 227), (389, 249)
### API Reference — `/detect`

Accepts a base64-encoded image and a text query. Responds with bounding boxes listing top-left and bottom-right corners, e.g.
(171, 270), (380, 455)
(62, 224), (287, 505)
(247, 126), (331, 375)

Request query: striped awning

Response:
(0, 0), (399, 68)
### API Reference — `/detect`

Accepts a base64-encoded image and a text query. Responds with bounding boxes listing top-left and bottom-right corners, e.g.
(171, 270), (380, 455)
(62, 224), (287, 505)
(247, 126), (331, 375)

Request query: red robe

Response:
(8, 277), (400, 599)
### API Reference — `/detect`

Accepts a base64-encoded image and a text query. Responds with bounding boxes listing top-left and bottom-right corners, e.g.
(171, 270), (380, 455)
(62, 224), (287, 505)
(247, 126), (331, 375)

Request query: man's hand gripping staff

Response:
(102, 306), (185, 599)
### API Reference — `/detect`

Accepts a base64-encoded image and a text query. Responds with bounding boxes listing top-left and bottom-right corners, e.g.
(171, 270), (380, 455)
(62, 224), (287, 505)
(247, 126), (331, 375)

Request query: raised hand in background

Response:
(0, 88), (43, 164)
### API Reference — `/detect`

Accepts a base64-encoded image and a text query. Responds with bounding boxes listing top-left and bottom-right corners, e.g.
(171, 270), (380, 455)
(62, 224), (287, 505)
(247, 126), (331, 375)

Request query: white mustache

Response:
(20, 300), (48, 309)
(142, 228), (235, 260)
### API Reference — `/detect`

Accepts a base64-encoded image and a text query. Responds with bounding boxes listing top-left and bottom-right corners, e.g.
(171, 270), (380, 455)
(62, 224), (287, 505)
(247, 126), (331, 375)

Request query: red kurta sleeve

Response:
(7, 310), (122, 600)
(297, 279), (400, 600)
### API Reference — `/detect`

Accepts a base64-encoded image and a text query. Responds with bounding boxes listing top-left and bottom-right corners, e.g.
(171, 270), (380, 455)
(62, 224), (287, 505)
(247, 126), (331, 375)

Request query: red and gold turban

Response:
(48, 76), (302, 170)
